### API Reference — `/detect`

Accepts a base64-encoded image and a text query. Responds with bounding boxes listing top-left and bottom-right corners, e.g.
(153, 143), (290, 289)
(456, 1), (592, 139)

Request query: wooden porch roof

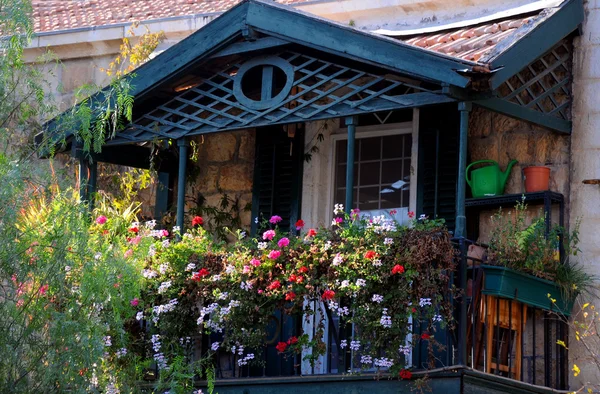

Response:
(39, 0), (583, 149)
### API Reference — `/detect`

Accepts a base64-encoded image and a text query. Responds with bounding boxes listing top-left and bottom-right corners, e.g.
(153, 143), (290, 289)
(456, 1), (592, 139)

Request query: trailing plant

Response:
(123, 205), (456, 390)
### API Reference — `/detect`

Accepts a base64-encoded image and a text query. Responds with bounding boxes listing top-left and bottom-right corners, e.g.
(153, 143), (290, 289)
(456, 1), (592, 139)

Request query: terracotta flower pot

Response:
(523, 166), (550, 192)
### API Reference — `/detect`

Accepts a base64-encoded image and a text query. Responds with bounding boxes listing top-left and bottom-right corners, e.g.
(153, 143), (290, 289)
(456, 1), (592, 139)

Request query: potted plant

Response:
(482, 198), (588, 315)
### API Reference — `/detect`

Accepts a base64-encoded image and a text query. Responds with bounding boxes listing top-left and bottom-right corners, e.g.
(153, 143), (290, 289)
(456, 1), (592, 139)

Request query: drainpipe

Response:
(345, 116), (357, 214)
(176, 138), (189, 233)
(456, 102), (471, 366)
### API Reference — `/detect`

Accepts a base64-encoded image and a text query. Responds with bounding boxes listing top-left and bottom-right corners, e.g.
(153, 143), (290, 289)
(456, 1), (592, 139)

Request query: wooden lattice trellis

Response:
(107, 51), (443, 145)
(497, 40), (572, 120)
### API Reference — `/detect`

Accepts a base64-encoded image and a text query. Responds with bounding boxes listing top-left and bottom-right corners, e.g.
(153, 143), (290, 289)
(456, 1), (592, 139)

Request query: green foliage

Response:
(488, 197), (590, 297)
(0, 158), (148, 392)
(188, 193), (249, 242)
(0, 0), (57, 157)
(132, 209), (456, 387)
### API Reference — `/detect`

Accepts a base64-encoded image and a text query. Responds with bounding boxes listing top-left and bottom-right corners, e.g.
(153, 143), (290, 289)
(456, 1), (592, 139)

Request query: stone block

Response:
(469, 134), (498, 162)
(503, 164), (524, 195)
(218, 163), (253, 192)
(61, 57), (95, 93)
(492, 112), (530, 134)
(572, 80), (600, 115)
(572, 112), (600, 149)
(548, 165), (569, 196)
(468, 107), (491, 138)
(238, 130), (256, 162)
(195, 165), (219, 194)
(238, 192), (253, 228)
(205, 133), (237, 162)
(502, 132), (535, 166)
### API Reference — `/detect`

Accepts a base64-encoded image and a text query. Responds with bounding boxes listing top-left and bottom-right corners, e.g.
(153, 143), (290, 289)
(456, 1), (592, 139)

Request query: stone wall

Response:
(184, 130), (255, 229)
(468, 107), (571, 242)
(567, 0), (600, 387)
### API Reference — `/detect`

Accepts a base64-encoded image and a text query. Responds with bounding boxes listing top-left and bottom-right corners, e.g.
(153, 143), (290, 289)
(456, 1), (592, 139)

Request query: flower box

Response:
(480, 265), (574, 316)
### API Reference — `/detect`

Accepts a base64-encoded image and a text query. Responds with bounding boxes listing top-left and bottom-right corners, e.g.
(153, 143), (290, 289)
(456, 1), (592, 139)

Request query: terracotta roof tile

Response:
(398, 15), (535, 63)
(32, 0), (310, 33)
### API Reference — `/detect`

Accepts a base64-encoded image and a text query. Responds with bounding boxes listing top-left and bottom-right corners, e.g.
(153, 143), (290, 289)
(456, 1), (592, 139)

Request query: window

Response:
(333, 131), (412, 223)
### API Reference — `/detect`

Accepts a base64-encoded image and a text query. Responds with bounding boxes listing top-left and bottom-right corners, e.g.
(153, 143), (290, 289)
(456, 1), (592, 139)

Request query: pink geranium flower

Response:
(263, 230), (276, 240)
(96, 215), (107, 225)
(269, 215), (283, 224)
(129, 236), (142, 245)
(159, 229), (169, 238)
(268, 250), (281, 260)
(250, 258), (261, 267)
(39, 284), (49, 296)
(130, 298), (139, 307)
(124, 249), (133, 258)
(243, 265), (252, 274)
(278, 237), (290, 248)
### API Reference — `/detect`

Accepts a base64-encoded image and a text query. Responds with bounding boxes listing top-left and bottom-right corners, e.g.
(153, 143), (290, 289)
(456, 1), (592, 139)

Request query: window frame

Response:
(327, 118), (419, 222)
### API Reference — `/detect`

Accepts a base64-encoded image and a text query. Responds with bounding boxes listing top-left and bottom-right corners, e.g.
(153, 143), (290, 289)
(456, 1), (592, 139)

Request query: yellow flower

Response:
(572, 364), (580, 377)
(556, 340), (568, 349)
(583, 303), (590, 310)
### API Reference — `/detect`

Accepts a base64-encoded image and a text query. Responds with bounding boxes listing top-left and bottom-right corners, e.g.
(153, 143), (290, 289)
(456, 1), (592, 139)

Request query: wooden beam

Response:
(103, 92), (457, 145)
(245, 1), (472, 88)
(476, 98), (571, 134)
(74, 145), (178, 172)
(154, 172), (170, 221)
(210, 36), (290, 58)
(487, 0), (583, 90)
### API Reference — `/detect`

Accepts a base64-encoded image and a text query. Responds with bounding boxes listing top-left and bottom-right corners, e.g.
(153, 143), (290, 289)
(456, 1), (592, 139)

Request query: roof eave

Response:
(485, 0), (583, 90)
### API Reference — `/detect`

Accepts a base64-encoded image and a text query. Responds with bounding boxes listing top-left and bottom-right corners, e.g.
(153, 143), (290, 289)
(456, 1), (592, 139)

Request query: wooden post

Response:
(176, 138), (188, 233)
(345, 116), (357, 213)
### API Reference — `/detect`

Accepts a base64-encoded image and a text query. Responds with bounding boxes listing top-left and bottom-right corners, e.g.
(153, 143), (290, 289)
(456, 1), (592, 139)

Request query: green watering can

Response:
(466, 159), (518, 197)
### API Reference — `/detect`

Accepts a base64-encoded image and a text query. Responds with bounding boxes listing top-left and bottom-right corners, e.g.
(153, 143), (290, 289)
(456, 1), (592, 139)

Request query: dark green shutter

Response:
(251, 126), (304, 234)
(417, 104), (460, 232)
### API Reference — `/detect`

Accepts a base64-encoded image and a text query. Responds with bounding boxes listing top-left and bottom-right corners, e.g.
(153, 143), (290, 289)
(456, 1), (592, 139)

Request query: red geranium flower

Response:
(276, 341), (288, 353)
(192, 268), (210, 281)
(192, 216), (204, 227)
(391, 264), (405, 275)
(295, 219), (305, 230)
(307, 228), (317, 237)
(322, 289), (335, 301)
(267, 280), (281, 291)
(285, 292), (296, 301)
(399, 369), (412, 379)
(298, 266), (309, 274)
(421, 332), (431, 340)
(407, 211), (415, 219)
(288, 274), (297, 283)
(288, 336), (298, 345)
(364, 250), (377, 260)
(128, 226), (139, 233)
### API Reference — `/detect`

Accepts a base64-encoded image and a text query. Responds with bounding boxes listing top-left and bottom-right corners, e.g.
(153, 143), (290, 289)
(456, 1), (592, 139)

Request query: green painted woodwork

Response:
(154, 172), (170, 222)
(210, 37), (291, 59)
(176, 138), (189, 232)
(488, 0), (583, 90)
(138, 366), (565, 394)
(245, 1), (472, 87)
(480, 265), (574, 316)
(416, 104), (460, 229)
(344, 116), (357, 213)
(476, 98), (571, 134)
(250, 126), (304, 233)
